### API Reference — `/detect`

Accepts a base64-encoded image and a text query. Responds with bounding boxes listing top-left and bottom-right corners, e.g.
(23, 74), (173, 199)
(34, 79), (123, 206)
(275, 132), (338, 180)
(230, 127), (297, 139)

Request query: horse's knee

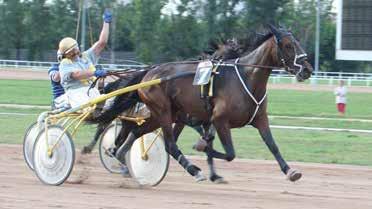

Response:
(226, 154), (235, 162)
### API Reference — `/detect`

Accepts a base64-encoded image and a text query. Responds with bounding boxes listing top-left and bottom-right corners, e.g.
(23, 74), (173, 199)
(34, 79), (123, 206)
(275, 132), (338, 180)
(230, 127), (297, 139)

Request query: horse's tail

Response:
(94, 70), (148, 124)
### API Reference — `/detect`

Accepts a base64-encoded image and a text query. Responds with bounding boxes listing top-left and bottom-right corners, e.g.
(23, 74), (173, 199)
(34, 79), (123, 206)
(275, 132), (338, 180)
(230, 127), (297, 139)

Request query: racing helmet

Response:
(58, 37), (78, 55)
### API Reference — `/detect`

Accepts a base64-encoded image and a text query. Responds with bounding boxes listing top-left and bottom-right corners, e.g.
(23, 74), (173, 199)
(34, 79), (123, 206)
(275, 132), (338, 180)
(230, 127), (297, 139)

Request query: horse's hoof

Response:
(192, 138), (207, 152)
(210, 175), (228, 184)
(195, 171), (207, 182)
(120, 165), (131, 178)
(287, 168), (302, 182)
(81, 146), (92, 154)
(115, 151), (126, 165)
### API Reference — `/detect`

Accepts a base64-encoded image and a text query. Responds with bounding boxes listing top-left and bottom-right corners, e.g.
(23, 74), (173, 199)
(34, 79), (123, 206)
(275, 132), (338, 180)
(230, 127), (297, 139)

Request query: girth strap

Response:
(232, 58), (267, 124)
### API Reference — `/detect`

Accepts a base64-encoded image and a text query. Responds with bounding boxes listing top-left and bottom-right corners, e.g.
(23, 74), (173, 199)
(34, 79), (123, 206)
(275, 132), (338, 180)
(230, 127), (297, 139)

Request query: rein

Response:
(159, 60), (283, 70)
(87, 68), (149, 95)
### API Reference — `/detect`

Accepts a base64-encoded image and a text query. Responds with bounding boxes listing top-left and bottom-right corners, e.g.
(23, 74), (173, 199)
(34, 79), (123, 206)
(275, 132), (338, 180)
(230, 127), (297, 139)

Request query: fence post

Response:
(292, 77), (296, 84)
(329, 77), (333, 86)
(348, 78), (352, 86)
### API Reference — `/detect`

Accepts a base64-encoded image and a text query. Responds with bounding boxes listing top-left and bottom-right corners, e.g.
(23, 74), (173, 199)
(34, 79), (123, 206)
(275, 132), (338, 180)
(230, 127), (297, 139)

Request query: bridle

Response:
(274, 33), (308, 78)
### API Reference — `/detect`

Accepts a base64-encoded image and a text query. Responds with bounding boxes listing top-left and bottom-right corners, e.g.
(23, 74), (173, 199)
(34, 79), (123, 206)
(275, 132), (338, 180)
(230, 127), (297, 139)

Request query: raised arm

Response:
(92, 10), (112, 56)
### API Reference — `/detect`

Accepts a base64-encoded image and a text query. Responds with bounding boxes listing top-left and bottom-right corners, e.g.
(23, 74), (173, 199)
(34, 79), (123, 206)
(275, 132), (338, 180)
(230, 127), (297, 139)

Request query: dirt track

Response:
(1, 144), (372, 209)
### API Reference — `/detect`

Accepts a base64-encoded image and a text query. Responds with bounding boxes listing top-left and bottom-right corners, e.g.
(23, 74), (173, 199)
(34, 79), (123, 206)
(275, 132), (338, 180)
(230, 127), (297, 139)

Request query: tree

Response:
(49, 0), (79, 50)
(131, 0), (167, 63)
(241, 0), (290, 29)
(0, 0), (26, 59)
(157, 0), (206, 61)
(24, 0), (52, 60)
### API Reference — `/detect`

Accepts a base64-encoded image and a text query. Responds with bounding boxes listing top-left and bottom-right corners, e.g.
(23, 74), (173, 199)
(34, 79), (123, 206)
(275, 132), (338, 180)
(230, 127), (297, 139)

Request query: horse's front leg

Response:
(203, 125), (226, 183)
(172, 122), (185, 143)
(252, 115), (302, 182)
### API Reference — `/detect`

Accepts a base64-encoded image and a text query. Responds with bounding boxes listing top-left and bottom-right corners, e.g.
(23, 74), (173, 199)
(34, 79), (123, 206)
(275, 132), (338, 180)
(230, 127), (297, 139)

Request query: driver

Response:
(58, 10), (112, 108)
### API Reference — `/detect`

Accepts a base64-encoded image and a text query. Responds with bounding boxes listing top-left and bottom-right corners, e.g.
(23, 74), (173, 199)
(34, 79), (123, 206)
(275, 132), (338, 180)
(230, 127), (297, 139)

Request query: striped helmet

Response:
(58, 37), (78, 55)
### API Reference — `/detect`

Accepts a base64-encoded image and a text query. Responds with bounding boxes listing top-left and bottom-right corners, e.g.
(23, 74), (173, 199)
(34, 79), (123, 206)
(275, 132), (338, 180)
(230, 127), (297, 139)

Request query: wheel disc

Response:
(99, 123), (123, 174)
(33, 125), (75, 186)
(23, 122), (40, 170)
(126, 131), (169, 186)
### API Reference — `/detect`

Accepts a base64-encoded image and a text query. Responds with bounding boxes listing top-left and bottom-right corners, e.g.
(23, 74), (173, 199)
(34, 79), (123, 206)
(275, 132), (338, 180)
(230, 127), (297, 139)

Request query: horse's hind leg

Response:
(115, 117), (159, 163)
(208, 117), (236, 162)
(161, 118), (206, 181)
(253, 115), (302, 182)
(81, 122), (108, 154)
(202, 124), (226, 183)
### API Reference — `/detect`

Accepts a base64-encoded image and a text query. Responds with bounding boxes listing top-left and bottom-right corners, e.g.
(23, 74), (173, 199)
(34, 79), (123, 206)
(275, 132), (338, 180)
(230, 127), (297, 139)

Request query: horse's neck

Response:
(239, 38), (277, 89)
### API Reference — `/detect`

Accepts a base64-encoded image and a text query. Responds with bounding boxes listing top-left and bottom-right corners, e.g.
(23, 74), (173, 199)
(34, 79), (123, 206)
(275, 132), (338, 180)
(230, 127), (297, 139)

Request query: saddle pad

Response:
(193, 60), (213, 85)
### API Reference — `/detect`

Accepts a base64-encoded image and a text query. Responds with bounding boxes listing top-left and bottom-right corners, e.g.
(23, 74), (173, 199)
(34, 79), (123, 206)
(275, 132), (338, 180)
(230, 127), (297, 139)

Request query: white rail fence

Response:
(0, 59), (147, 70)
(1, 59), (372, 87)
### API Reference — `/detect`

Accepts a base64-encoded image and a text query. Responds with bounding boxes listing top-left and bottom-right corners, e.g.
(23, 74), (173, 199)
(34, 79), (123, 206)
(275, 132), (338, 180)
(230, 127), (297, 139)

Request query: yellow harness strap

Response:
(208, 64), (219, 96)
(199, 63), (219, 97)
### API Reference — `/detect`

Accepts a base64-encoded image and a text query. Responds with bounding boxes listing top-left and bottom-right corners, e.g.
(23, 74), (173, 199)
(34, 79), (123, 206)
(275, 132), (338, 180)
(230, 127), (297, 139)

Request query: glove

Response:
(57, 50), (63, 62)
(103, 9), (112, 23)
(94, 69), (107, 78)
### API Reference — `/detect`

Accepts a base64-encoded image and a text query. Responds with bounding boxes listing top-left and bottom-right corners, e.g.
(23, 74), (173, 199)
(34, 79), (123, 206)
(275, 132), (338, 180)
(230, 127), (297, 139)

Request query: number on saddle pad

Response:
(193, 60), (214, 86)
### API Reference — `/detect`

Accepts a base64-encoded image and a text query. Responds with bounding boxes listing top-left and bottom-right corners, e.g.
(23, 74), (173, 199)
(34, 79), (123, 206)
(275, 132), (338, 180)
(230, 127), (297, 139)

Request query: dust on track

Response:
(1, 144), (372, 209)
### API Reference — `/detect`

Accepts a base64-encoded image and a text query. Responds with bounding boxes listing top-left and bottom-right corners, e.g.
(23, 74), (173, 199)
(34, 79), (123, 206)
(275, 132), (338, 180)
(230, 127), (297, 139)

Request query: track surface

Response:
(1, 144), (372, 209)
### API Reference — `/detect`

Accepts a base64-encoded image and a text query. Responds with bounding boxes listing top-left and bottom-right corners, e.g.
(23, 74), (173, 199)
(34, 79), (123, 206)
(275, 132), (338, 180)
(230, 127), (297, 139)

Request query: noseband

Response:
(274, 34), (307, 77)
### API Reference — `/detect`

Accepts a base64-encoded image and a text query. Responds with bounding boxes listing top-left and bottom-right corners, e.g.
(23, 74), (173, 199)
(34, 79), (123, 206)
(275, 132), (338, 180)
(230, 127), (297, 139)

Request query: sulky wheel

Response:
(33, 125), (75, 186)
(23, 122), (41, 171)
(126, 131), (169, 186)
(99, 123), (123, 174)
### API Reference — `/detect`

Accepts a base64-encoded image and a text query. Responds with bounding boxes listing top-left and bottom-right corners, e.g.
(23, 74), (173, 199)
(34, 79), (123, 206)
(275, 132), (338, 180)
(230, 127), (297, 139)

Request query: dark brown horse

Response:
(114, 25), (313, 182)
(79, 40), (236, 155)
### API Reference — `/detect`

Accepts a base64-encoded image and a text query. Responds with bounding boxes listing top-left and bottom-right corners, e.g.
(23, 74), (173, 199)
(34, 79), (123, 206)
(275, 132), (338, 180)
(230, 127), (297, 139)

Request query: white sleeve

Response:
(49, 71), (59, 82)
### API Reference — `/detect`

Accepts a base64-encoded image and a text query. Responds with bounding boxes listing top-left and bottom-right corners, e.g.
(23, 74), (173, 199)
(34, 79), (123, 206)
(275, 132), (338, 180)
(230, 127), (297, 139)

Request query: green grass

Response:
(2, 107), (371, 130)
(1, 79), (372, 166)
(1, 111), (372, 166)
(270, 117), (372, 130)
(0, 79), (51, 105)
(2, 79), (372, 119)
(267, 89), (372, 119)
(178, 127), (372, 166)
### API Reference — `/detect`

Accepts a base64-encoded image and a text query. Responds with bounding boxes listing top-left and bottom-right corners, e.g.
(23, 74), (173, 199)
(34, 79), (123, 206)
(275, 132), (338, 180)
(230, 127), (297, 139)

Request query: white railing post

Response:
(329, 76), (333, 86)
(348, 78), (352, 86)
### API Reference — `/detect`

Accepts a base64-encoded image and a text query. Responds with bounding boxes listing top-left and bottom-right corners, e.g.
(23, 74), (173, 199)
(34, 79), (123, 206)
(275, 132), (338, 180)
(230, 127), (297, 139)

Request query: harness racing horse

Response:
(114, 25), (313, 182)
(80, 40), (239, 155)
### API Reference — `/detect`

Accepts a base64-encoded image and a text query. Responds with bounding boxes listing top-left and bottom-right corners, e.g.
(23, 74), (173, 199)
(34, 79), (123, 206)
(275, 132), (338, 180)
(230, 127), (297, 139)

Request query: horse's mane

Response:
(201, 30), (274, 60)
(239, 31), (273, 53)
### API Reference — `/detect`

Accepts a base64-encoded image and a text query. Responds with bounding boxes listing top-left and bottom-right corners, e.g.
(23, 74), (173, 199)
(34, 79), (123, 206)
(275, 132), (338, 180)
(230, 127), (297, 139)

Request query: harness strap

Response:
(231, 58), (267, 124)
(208, 60), (221, 96)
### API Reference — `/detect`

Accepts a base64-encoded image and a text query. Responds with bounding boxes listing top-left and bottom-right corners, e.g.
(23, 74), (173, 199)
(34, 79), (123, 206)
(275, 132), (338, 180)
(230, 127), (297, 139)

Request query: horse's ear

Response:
(268, 24), (281, 42)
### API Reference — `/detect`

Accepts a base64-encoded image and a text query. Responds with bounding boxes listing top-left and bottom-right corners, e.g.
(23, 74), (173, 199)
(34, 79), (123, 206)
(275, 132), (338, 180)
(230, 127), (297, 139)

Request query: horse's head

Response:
(268, 25), (313, 82)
